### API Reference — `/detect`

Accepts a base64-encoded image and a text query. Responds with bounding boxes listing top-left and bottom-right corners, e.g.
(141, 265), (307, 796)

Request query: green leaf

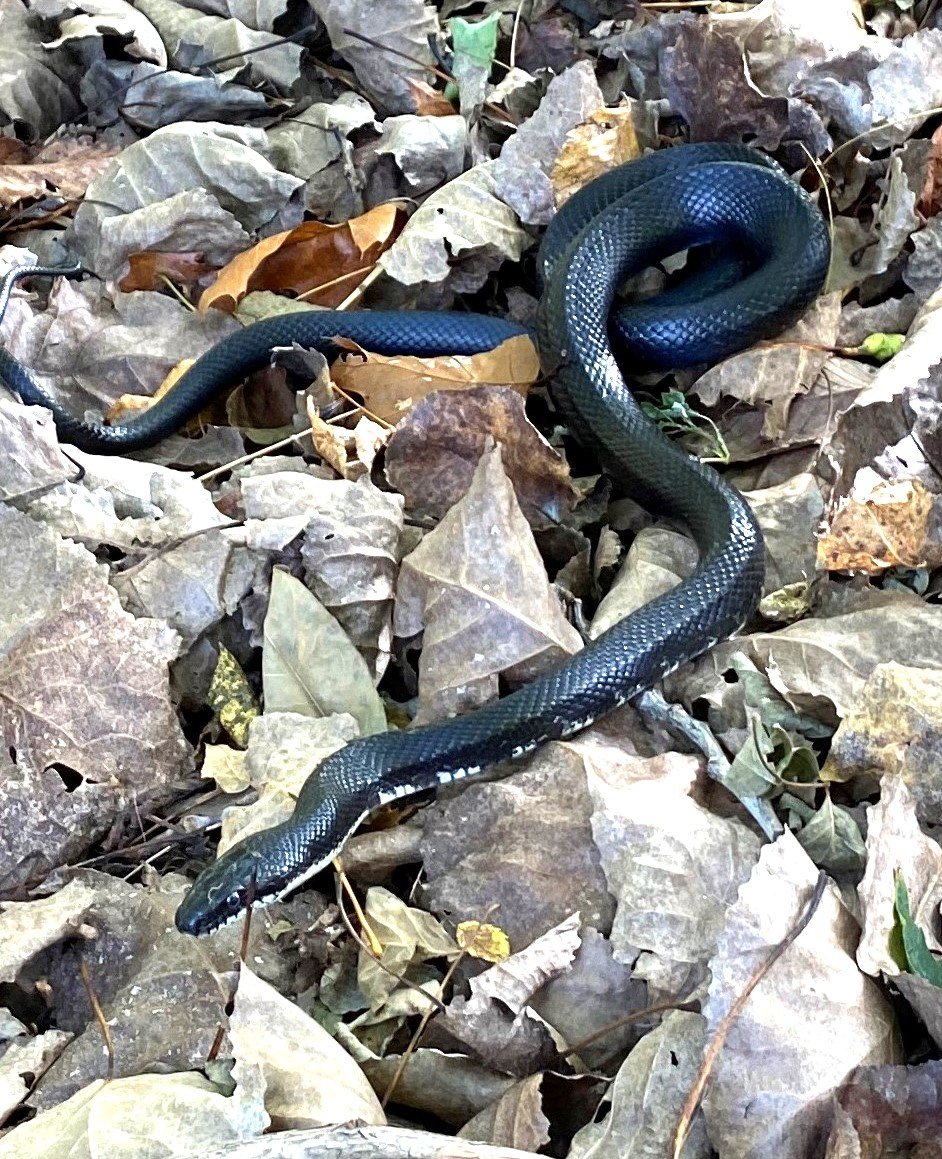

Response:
(796, 795), (865, 874)
(263, 568), (386, 735)
(894, 872), (942, 986)
(769, 724), (820, 783)
(726, 717), (781, 799)
(858, 332), (905, 362)
(450, 11), (501, 67)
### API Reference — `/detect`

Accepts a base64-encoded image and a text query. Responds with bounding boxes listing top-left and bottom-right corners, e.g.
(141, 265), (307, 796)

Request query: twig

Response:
(381, 940), (469, 1108)
(333, 870), (447, 1011)
(671, 870), (829, 1158)
(78, 953), (115, 1079)
(335, 859), (383, 955)
(562, 998), (700, 1059)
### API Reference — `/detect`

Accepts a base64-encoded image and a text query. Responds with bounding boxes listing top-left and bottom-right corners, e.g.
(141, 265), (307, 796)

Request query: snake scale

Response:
(0, 144), (830, 934)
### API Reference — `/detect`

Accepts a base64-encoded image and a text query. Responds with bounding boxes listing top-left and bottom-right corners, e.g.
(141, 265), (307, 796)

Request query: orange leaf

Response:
(120, 251), (215, 293)
(817, 479), (934, 574)
(199, 204), (406, 314)
(329, 333), (541, 424)
(552, 105), (641, 207)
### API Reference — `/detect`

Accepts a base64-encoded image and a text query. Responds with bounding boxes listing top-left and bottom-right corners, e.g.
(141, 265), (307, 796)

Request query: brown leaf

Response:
(403, 77), (458, 116)
(421, 740), (614, 952)
(199, 204), (406, 313)
(384, 385), (576, 527)
(119, 251), (215, 293)
(330, 333), (540, 424)
(917, 121), (942, 217)
(552, 105), (641, 206)
(818, 478), (935, 573)
(0, 140), (117, 208)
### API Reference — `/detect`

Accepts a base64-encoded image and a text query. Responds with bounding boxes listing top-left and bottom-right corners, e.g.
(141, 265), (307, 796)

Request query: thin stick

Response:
(381, 944), (467, 1108)
(335, 859), (383, 955)
(329, 381), (394, 429)
(672, 871), (828, 1158)
(333, 871), (446, 1010)
(78, 954), (115, 1079)
(337, 262), (385, 310)
(562, 999), (700, 1059)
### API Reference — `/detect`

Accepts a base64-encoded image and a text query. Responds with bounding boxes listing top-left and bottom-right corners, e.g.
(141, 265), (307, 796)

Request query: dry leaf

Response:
(229, 964), (385, 1129)
(856, 775), (942, 978)
(384, 386), (576, 527)
(552, 105), (641, 205)
(262, 568), (386, 736)
(394, 443), (583, 722)
(330, 333), (540, 424)
(702, 831), (899, 1157)
(823, 662), (942, 826)
(818, 477), (935, 573)
(199, 204), (406, 313)
(119, 250), (215, 293)
(0, 141), (117, 207)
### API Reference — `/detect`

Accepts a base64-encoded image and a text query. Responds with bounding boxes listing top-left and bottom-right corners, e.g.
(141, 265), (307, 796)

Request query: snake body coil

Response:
(0, 145), (830, 935)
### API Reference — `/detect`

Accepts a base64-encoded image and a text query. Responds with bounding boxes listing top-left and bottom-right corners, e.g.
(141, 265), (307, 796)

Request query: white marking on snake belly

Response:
(559, 716), (596, 738)
(271, 809), (370, 902)
(377, 783), (421, 804)
(435, 765), (481, 785)
(511, 741), (539, 759)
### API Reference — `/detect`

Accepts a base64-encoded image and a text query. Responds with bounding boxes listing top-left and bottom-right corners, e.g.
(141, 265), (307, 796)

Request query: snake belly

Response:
(0, 144), (829, 935)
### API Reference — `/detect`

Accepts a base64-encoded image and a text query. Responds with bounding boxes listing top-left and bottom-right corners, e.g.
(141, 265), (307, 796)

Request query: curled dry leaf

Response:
(385, 386), (576, 526)
(436, 913), (580, 1076)
(358, 886), (456, 1009)
(200, 204), (406, 313)
(330, 333), (540, 425)
(818, 477), (937, 573)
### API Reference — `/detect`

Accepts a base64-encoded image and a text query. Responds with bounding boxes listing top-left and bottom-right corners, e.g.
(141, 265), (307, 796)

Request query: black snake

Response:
(0, 144), (830, 934)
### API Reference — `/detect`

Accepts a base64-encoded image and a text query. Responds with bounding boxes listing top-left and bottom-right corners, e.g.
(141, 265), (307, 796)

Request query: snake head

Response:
(174, 827), (309, 937)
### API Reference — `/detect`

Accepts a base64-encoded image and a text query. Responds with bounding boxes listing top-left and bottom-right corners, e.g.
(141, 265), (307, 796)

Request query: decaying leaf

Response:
(385, 386), (576, 526)
(457, 921), (511, 964)
(207, 646), (260, 748)
(818, 477), (936, 573)
(0, 507), (189, 890)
